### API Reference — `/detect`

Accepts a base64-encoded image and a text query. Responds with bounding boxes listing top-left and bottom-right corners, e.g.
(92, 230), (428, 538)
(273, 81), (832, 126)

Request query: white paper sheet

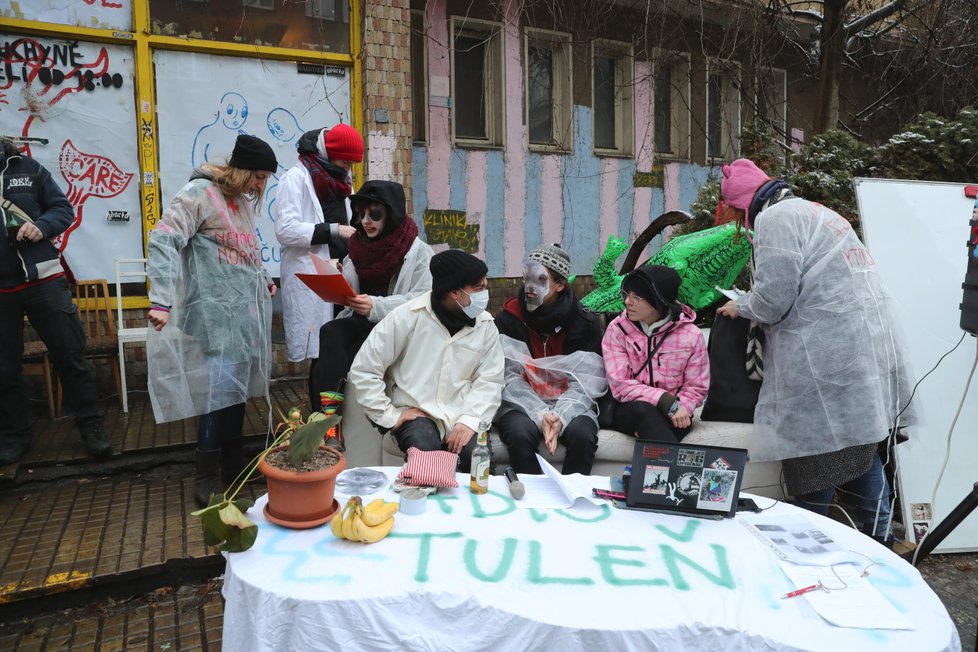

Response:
(508, 455), (608, 509)
(778, 561), (914, 630)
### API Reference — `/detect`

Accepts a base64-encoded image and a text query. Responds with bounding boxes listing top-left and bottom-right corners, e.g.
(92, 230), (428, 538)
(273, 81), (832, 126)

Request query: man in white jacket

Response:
(349, 250), (504, 472)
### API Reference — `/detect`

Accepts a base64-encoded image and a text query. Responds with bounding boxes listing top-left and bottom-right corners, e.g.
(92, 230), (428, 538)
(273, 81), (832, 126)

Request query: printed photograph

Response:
(642, 464), (671, 495)
(912, 521), (930, 542)
(697, 468), (738, 511)
(911, 503), (933, 521)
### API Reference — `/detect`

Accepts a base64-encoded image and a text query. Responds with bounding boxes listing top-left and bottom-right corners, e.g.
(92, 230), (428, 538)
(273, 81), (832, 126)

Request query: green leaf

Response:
(219, 503), (257, 530)
(220, 523), (259, 553)
(201, 504), (233, 547)
(232, 497), (255, 513)
(288, 414), (341, 468)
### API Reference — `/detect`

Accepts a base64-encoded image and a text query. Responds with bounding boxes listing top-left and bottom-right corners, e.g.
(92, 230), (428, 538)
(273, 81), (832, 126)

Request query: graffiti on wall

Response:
(423, 209), (479, 253)
(0, 34), (141, 279)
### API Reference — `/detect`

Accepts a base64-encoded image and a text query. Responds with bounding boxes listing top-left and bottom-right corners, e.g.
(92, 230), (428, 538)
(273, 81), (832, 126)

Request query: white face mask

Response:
(522, 261), (550, 312)
(457, 289), (489, 318)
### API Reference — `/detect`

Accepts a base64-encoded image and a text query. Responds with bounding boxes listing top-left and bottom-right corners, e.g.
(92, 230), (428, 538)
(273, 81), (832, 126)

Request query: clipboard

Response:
(295, 255), (356, 304)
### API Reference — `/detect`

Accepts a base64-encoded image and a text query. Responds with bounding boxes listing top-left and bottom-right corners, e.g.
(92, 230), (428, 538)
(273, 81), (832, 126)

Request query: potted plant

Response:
(191, 407), (345, 553)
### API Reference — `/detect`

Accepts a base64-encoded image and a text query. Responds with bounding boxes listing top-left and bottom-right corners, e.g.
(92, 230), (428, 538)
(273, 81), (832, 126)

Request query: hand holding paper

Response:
(296, 255), (356, 304)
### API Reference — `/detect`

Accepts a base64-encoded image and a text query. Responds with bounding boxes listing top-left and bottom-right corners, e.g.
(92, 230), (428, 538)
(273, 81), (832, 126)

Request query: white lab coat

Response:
(274, 164), (349, 361)
(349, 293), (505, 438)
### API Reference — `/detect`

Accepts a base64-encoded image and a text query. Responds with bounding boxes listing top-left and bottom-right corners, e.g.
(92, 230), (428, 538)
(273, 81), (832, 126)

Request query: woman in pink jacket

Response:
(601, 265), (709, 441)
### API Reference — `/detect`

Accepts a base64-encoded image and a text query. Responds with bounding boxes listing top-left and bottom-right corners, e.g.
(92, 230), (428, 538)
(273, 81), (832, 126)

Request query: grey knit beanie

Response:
(527, 243), (570, 279)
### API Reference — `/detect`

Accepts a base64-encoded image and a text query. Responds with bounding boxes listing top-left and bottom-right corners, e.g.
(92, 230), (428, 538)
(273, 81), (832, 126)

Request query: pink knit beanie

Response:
(720, 159), (770, 210)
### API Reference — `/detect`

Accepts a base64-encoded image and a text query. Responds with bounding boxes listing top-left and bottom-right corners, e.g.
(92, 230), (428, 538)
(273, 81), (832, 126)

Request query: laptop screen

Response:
(626, 439), (749, 518)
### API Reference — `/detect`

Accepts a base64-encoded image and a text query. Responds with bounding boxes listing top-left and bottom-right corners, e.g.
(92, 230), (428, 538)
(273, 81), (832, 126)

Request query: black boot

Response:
(324, 418), (345, 452)
(78, 421), (112, 459)
(221, 435), (246, 487)
(0, 434), (32, 465)
(195, 449), (222, 507)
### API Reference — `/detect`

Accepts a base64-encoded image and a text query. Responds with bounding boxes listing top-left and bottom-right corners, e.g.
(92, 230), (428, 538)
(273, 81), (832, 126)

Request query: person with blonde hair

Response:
(146, 134), (278, 506)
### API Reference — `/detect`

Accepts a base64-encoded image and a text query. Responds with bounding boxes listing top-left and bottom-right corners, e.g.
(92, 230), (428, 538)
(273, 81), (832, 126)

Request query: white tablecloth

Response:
(222, 468), (960, 652)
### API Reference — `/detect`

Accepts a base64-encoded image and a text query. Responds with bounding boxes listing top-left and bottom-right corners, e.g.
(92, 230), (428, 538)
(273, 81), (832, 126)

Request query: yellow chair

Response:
(56, 279), (123, 413)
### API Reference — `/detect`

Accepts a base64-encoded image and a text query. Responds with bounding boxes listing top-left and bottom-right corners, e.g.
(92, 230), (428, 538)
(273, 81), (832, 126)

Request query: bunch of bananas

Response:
(331, 496), (398, 543)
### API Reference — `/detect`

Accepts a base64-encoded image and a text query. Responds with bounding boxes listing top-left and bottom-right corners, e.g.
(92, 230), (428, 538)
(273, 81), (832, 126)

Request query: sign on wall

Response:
(0, 0), (132, 31)
(154, 50), (351, 277)
(0, 33), (142, 281)
(423, 209), (479, 253)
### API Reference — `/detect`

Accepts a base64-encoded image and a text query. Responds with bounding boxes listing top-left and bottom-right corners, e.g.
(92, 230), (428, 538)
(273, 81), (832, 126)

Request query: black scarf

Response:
(519, 286), (574, 335)
(431, 294), (475, 335)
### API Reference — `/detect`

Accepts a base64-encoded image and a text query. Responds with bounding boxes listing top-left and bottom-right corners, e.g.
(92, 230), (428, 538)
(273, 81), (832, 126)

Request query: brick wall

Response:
(362, 0), (413, 203)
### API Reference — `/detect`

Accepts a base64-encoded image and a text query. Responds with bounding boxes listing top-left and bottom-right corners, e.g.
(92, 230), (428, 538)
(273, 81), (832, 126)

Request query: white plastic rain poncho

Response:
(146, 175), (273, 423)
(733, 197), (916, 462)
(499, 335), (608, 432)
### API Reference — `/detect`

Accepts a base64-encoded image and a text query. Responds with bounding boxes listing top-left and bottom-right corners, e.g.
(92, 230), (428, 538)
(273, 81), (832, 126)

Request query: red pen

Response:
(781, 584), (821, 600)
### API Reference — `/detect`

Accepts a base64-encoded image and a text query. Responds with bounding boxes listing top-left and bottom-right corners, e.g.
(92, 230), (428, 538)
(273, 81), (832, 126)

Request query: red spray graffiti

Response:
(56, 139), (133, 250)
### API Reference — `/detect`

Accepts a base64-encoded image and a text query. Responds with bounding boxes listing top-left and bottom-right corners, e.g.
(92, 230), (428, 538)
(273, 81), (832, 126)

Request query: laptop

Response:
(625, 439), (749, 519)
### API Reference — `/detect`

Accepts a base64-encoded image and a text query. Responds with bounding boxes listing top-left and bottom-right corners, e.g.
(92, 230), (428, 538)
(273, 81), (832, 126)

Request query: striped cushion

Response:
(397, 447), (459, 488)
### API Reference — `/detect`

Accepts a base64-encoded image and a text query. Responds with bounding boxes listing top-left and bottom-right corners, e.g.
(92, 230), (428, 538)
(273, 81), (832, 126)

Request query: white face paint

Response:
(522, 260), (551, 312)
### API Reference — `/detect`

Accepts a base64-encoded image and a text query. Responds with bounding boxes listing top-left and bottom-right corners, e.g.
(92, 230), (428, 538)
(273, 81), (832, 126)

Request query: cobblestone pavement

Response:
(0, 379), (974, 651)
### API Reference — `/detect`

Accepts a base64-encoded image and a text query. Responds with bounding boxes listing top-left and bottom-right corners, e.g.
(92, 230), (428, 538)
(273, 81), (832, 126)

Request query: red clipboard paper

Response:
(295, 256), (356, 304)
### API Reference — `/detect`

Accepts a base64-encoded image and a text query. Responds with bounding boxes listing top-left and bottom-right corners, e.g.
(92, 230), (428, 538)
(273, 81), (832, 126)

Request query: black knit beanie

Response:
(430, 250), (488, 298)
(228, 135), (277, 173)
(622, 265), (681, 318)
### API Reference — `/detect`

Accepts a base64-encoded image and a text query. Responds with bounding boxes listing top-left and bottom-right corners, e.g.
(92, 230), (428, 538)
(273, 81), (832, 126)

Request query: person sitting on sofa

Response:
(348, 249), (504, 472)
(602, 265), (709, 442)
(495, 244), (606, 475)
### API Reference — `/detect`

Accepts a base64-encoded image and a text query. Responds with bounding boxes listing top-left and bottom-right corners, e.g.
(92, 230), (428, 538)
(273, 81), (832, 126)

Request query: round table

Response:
(222, 468), (960, 651)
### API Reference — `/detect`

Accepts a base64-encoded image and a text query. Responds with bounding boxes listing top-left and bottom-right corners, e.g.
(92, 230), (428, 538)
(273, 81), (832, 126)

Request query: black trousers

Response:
(197, 402), (246, 451)
(612, 400), (690, 442)
(309, 314), (374, 412)
(497, 410), (598, 475)
(393, 416), (479, 473)
(0, 277), (102, 442)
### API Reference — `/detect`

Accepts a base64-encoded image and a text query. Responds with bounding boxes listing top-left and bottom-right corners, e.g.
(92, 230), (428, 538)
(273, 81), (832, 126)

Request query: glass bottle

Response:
(469, 422), (491, 495)
(4, 207), (22, 245)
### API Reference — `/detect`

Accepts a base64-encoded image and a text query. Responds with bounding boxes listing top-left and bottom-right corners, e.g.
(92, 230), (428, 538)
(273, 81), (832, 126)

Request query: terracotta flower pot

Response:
(258, 446), (346, 529)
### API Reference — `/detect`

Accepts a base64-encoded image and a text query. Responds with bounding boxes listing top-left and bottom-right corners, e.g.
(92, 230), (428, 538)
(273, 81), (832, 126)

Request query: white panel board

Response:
(0, 34), (142, 281)
(856, 177), (978, 553)
(154, 50), (351, 277)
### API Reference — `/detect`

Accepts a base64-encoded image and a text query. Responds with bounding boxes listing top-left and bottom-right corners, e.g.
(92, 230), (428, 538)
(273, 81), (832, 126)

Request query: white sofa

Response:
(341, 380), (785, 500)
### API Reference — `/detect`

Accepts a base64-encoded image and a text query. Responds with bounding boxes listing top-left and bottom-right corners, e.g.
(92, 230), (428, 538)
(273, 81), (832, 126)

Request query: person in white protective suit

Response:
(715, 158), (916, 545)
(274, 124), (364, 409)
(146, 135), (278, 507)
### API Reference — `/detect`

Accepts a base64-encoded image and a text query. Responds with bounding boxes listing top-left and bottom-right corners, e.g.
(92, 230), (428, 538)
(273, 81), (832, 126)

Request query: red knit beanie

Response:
(320, 124), (364, 162)
(720, 158), (770, 210)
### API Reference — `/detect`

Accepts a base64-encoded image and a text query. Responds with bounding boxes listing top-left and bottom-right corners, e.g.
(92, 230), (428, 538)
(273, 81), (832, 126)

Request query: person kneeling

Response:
(495, 245), (606, 475)
(602, 266), (709, 442)
(348, 250), (504, 472)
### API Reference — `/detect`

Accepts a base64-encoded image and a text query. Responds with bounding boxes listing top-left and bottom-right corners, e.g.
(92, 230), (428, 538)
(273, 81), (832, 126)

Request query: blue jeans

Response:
(793, 454), (891, 538)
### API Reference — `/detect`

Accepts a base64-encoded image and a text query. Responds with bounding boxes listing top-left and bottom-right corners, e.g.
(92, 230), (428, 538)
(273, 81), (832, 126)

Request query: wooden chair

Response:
(22, 337), (57, 420)
(57, 279), (123, 412)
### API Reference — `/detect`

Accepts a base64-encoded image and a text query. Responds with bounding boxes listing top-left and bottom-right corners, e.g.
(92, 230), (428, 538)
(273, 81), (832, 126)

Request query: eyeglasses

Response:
(620, 290), (644, 303)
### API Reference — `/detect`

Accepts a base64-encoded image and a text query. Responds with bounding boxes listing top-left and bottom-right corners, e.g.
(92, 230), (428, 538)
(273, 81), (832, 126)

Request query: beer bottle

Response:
(469, 422), (491, 495)
(4, 207), (22, 245)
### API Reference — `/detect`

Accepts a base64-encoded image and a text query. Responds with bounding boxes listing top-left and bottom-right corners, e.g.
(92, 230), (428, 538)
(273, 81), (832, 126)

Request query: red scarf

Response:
(347, 216), (419, 287)
(298, 153), (351, 204)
